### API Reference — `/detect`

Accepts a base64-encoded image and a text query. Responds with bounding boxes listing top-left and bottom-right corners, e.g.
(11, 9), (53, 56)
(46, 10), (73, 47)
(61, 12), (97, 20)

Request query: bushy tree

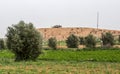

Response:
(0, 39), (5, 49)
(48, 37), (57, 49)
(6, 21), (42, 61)
(66, 34), (79, 48)
(101, 32), (114, 47)
(118, 35), (120, 43)
(85, 34), (96, 48)
(79, 37), (85, 45)
(52, 25), (62, 28)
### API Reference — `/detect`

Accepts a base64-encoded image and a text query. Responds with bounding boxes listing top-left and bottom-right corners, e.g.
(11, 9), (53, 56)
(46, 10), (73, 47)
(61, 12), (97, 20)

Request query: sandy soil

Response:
(38, 27), (120, 41)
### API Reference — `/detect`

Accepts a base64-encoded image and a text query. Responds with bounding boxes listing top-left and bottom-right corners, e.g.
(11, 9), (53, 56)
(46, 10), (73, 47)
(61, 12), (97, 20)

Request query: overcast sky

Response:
(0, 0), (120, 37)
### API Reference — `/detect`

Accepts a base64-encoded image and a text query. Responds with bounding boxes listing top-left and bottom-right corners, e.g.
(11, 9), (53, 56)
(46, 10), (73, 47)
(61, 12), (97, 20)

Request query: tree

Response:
(52, 25), (62, 28)
(101, 32), (114, 47)
(79, 37), (85, 45)
(6, 21), (42, 61)
(84, 34), (96, 48)
(48, 37), (57, 49)
(0, 39), (5, 49)
(66, 34), (79, 48)
(118, 35), (120, 44)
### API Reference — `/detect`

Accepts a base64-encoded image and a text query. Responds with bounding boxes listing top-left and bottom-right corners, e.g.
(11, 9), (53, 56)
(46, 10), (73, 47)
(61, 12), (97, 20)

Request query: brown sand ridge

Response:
(38, 27), (120, 41)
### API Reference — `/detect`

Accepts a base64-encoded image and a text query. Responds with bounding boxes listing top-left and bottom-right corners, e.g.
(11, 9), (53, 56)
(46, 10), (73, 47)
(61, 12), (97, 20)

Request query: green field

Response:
(0, 49), (120, 74)
(40, 49), (120, 62)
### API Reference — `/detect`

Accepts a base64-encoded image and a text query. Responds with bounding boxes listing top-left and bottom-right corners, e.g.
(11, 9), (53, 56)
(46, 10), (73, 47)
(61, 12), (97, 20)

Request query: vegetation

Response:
(52, 25), (62, 28)
(1, 48), (120, 62)
(84, 34), (96, 48)
(79, 37), (85, 45)
(48, 37), (57, 49)
(0, 39), (5, 49)
(6, 21), (42, 61)
(40, 48), (120, 62)
(119, 35), (120, 43)
(66, 34), (79, 48)
(101, 32), (114, 47)
(57, 41), (66, 46)
(1, 20), (120, 73)
(0, 49), (120, 73)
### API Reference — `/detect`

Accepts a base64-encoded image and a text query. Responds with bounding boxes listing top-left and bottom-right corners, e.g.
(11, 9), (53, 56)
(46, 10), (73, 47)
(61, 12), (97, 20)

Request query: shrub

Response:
(52, 25), (62, 28)
(79, 37), (85, 45)
(101, 32), (114, 47)
(84, 34), (96, 48)
(0, 39), (5, 49)
(66, 34), (79, 48)
(118, 35), (120, 44)
(48, 37), (57, 49)
(6, 21), (42, 61)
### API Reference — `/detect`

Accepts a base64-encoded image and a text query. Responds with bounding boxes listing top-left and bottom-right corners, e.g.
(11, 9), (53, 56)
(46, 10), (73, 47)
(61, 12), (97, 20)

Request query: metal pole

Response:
(97, 12), (99, 30)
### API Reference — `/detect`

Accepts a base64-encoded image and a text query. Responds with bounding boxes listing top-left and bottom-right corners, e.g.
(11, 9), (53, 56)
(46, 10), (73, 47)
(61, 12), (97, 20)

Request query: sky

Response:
(0, 0), (120, 38)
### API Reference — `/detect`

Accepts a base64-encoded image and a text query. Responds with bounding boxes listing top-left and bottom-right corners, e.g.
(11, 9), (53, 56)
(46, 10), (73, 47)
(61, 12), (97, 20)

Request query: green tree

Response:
(52, 25), (62, 28)
(0, 39), (5, 49)
(66, 34), (79, 48)
(101, 32), (114, 47)
(79, 37), (85, 45)
(6, 21), (42, 61)
(85, 34), (96, 48)
(48, 37), (57, 49)
(118, 35), (120, 44)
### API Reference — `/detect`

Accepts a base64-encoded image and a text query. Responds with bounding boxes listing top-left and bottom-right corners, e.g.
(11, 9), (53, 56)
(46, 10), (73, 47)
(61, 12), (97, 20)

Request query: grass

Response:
(0, 61), (120, 74)
(43, 40), (66, 47)
(0, 49), (120, 74)
(57, 41), (66, 46)
(40, 49), (120, 62)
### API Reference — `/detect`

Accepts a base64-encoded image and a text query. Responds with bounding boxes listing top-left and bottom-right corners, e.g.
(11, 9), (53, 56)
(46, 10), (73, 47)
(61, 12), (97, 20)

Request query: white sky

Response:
(0, 0), (120, 37)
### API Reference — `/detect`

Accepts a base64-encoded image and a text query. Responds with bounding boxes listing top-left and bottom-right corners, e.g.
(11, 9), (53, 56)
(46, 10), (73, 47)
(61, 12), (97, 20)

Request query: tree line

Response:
(48, 32), (117, 49)
(0, 21), (120, 61)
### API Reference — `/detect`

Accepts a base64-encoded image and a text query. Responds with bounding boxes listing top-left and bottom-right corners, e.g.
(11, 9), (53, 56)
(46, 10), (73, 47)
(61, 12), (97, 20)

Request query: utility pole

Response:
(97, 12), (99, 30)
(96, 12), (102, 47)
(96, 12), (99, 38)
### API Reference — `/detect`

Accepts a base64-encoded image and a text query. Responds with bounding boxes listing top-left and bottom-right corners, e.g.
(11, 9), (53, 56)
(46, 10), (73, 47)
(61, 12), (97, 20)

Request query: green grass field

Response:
(0, 49), (120, 74)
(40, 49), (120, 62)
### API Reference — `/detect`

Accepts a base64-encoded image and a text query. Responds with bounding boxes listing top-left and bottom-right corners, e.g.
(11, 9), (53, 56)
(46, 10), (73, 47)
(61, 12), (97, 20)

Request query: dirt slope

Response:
(38, 27), (120, 41)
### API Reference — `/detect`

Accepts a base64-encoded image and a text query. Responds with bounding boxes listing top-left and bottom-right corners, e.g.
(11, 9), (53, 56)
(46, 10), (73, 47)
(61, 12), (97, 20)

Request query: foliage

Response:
(48, 37), (57, 49)
(0, 48), (120, 62)
(6, 21), (42, 61)
(57, 41), (66, 46)
(52, 25), (62, 28)
(40, 49), (120, 62)
(66, 34), (79, 48)
(79, 37), (85, 45)
(0, 49), (120, 73)
(119, 35), (120, 43)
(101, 32), (114, 47)
(84, 34), (96, 48)
(0, 39), (5, 49)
